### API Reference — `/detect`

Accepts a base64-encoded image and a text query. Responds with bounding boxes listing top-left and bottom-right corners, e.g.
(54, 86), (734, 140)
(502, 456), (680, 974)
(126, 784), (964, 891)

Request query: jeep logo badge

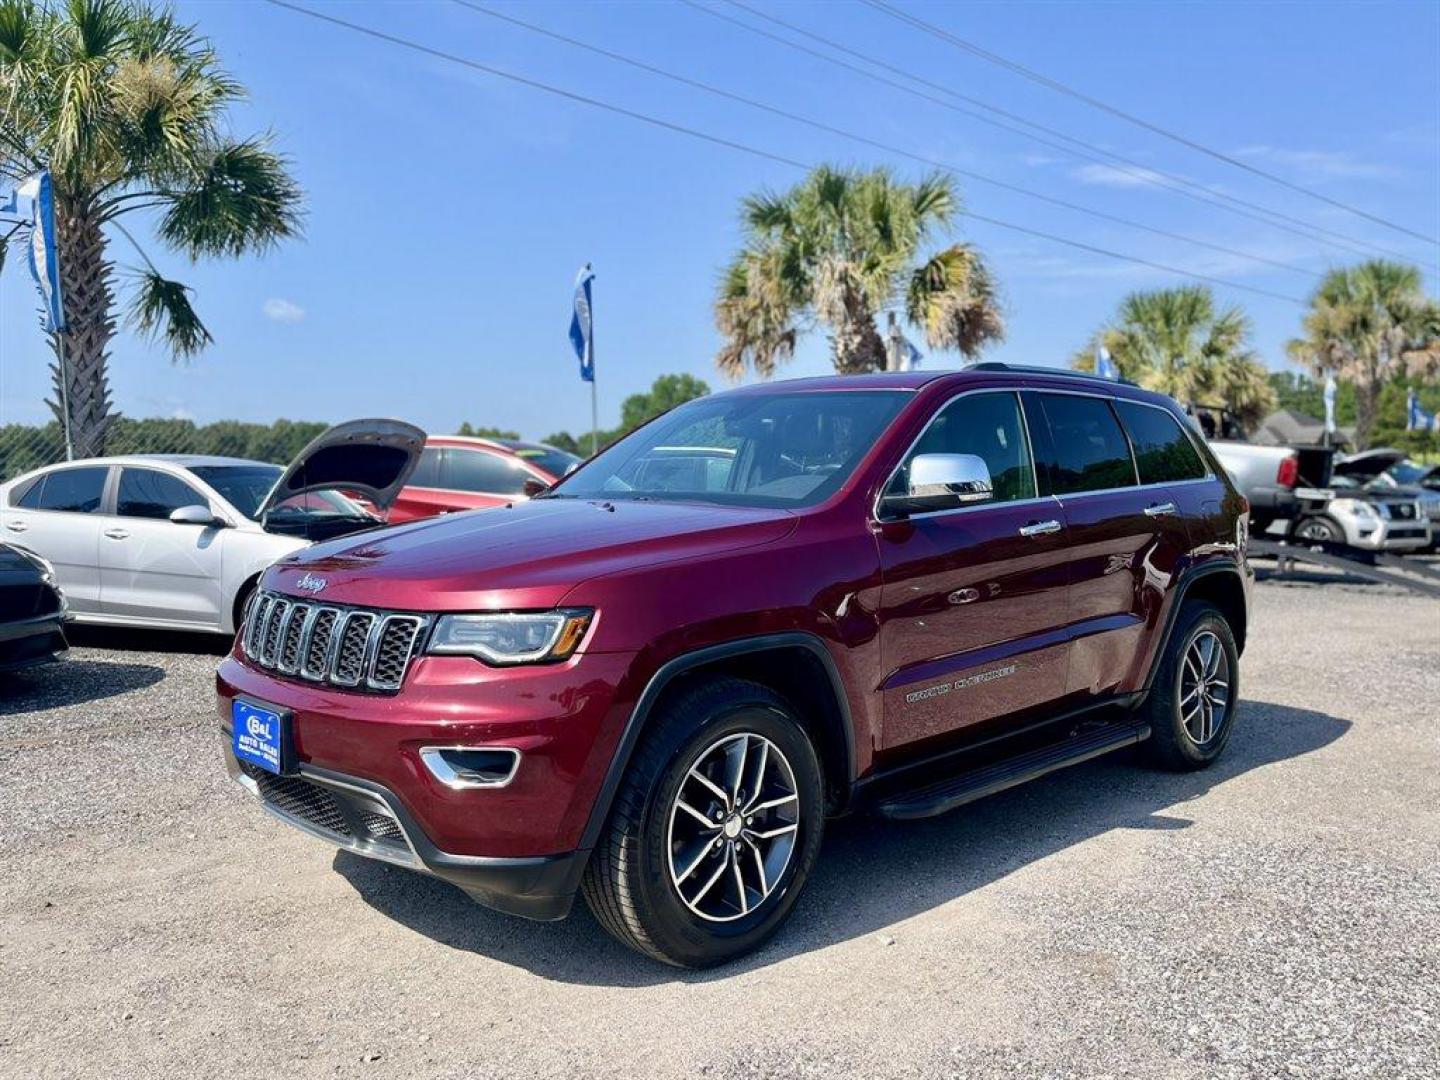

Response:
(295, 572), (327, 594)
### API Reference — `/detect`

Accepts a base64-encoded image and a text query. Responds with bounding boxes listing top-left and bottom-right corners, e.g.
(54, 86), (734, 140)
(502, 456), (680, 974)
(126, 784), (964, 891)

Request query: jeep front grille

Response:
(241, 590), (429, 693)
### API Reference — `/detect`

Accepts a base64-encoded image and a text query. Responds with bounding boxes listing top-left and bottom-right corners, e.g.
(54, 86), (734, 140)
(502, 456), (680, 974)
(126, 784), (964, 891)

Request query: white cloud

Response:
(1071, 163), (1169, 188)
(262, 297), (305, 324)
(1234, 145), (1400, 181)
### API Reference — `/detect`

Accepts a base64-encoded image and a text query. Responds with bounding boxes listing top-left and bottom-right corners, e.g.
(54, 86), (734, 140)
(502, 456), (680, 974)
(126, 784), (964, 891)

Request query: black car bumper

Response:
(221, 734), (588, 921)
(0, 612), (68, 672)
(1246, 485), (1300, 521)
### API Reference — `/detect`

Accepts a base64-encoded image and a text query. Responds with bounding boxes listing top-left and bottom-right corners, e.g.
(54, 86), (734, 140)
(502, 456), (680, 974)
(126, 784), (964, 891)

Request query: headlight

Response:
(427, 609), (593, 665)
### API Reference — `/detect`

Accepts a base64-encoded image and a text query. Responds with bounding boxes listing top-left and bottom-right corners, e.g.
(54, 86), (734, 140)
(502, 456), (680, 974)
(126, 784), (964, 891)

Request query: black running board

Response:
(874, 721), (1150, 821)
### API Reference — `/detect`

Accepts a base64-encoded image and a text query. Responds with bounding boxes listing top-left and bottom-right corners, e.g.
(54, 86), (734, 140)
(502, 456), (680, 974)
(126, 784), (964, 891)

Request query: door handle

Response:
(1018, 519), (1062, 537)
(4, 520), (26, 532)
(1144, 502), (1178, 518)
(103, 527), (130, 540)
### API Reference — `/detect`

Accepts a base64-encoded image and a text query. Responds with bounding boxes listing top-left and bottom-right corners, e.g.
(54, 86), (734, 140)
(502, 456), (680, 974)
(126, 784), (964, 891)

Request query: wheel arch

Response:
(578, 633), (856, 853)
(1145, 563), (1249, 695)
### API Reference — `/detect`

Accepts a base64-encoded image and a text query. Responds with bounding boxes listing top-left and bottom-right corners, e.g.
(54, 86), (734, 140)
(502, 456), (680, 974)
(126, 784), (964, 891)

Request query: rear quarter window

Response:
(1115, 401), (1208, 484)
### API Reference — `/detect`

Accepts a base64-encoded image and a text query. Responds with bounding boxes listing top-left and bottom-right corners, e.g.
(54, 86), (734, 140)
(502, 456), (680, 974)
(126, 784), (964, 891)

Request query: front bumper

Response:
(0, 611), (68, 672)
(222, 733), (588, 920)
(1335, 515), (1431, 551)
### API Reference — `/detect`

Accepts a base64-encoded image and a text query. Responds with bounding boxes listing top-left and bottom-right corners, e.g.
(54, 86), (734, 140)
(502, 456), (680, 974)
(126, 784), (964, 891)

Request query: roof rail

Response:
(965, 361), (1138, 387)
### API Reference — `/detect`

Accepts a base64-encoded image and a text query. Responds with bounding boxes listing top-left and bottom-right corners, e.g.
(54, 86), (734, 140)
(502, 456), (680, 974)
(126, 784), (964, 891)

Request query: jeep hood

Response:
(265, 498), (797, 610)
(258, 418), (425, 519)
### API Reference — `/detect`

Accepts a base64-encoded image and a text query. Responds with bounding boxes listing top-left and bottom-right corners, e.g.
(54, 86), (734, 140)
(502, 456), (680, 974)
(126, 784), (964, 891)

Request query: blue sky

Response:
(2, 0), (1437, 441)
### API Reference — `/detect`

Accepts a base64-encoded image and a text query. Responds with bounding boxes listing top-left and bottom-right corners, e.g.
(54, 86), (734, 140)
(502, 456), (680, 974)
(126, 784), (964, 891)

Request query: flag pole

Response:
(55, 331), (74, 461)
(590, 376), (598, 457)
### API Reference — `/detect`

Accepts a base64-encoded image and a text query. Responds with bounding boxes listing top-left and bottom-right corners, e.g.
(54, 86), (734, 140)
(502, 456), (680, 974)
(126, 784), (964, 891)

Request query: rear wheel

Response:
(1140, 601), (1239, 771)
(582, 678), (824, 967)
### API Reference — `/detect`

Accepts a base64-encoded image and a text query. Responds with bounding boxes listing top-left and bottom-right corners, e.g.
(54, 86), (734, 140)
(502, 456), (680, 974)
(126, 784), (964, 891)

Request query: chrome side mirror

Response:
(884, 453), (994, 516)
(169, 504), (221, 526)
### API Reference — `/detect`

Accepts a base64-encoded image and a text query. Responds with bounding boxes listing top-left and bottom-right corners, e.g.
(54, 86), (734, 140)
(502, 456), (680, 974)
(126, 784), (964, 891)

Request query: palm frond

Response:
(906, 243), (1004, 358)
(157, 136), (303, 257)
(128, 266), (212, 357)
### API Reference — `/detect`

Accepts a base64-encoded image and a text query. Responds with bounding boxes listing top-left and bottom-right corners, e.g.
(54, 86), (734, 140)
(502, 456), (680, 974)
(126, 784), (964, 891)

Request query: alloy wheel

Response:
(1179, 630), (1230, 745)
(666, 732), (800, 923)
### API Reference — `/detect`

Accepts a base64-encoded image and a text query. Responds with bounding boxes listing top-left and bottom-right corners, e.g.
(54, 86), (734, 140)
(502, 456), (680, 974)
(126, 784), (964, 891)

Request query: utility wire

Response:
(700, 0), (1420, 265)
(863, 0), (1440, 248)
(262, 0), (1306, 307)
(454, 0), (1314, 278)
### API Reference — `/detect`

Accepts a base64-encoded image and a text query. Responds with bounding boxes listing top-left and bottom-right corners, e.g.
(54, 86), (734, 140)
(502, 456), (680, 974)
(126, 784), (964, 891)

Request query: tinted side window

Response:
(1115, 401), (1207, 484)
(445, 449), (529, 496)
(13, 475), (46, 508)
(408, 447), (444, 487)
(32, 467), (109, 513)
(117, 468), (205, 519)
(1033, 394), (1136, 495)
(891, 391), (1036, 503)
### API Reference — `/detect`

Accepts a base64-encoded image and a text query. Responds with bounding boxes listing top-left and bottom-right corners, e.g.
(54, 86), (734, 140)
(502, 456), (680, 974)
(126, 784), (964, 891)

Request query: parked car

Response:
(0, 419), (422, 635)
(386, 436), (581, 524)
(218, 365), (1251, 966)
(1296, 448), (1435, 551)
(1192, 404), (1334, 535)
(0, 543), (69, 672)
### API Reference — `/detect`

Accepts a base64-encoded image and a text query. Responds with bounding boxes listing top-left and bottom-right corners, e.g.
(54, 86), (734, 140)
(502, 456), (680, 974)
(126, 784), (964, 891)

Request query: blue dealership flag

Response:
(1409, 389), (1437, 432)
(569, 263), (594, 383)
(1095, 344), (1118, 380)
(18, 171), (65, 332)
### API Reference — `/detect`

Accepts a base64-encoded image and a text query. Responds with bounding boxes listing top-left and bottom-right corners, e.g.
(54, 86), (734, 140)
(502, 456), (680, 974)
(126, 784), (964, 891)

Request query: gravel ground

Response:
(1, 580), (1436, 1080)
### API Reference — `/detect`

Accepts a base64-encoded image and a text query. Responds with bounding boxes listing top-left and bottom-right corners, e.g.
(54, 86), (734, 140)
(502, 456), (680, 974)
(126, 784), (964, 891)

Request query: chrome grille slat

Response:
(241, 590), (428, 694)
(368, 615), (426, 690)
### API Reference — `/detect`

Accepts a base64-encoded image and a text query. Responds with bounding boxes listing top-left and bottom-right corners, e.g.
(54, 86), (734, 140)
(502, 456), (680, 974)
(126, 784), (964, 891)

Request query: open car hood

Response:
(1332, 448), (1406, 481)
(258, 418), (425, 519)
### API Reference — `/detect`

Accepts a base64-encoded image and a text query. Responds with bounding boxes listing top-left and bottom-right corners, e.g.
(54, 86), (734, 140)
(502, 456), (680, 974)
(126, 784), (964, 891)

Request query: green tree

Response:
(1286, 260), (1440, 450)
(0, 0), (302, 457)
(1074, 286), (1276, 429)
(715, 165), (1002, 378)
(456, 423), (520, 439)
(545, 373), (711, 456)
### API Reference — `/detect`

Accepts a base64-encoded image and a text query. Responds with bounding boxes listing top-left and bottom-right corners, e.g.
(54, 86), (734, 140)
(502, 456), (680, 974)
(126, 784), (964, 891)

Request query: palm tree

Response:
(1286, 261), (1440, 449)
(1074, 285), (1275, 429)
(0, 0), (302, 457)
(714, 165), (1002, 378)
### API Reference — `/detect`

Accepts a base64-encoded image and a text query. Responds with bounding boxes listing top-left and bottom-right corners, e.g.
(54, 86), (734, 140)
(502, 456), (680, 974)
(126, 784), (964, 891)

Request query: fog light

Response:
(419, 746), (520, 789)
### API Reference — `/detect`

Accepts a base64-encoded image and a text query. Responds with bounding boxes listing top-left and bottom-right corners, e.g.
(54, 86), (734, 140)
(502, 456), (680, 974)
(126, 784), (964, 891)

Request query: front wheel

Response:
(1139, 601), (1240, 771)
(582, 678), (824, 967)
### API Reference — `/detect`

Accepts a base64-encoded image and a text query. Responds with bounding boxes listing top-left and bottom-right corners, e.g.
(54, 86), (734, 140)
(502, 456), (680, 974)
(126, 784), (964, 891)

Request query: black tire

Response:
(581, 677), (825, 967)
(1292, 515), (1344, 546)
(1139, 601), (1240, 772)
(231, 577), (259, 636)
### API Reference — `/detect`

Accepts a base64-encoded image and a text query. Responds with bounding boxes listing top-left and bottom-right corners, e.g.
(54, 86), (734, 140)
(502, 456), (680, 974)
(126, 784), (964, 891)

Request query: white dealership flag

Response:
(1323, 375), (1337, 435)
(1096, 344), (1118, 380)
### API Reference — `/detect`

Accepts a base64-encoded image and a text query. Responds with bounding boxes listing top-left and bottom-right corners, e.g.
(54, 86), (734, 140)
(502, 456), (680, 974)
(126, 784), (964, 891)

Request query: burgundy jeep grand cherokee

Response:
(219, 365), (1251, 966)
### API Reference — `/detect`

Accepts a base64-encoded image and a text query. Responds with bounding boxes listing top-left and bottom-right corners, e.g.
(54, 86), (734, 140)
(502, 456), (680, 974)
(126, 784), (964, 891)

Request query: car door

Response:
(1025, 391), (1192, 703)
(875, 389), (1072, 757)
(1, 465), (110, 613)
(97, 466), (226, 628)
(387, 445), (450, 524)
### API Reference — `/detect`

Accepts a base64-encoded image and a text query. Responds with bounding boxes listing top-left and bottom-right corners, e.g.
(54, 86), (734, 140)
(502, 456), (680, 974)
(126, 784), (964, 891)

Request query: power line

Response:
(262, 0), (1306, 307)
(863, 0), (1440, 248)
(453, 0), (1314, 278)
(699, 0), (1421, 265)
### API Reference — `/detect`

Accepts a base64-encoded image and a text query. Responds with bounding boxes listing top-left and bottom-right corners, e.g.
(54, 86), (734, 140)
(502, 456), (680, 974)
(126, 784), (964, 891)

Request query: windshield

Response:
(548, 390), (909, 508)
(501, 440), (582, 478)
(189, 464), (372, 521)
(1387, 462), (1429, 485)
